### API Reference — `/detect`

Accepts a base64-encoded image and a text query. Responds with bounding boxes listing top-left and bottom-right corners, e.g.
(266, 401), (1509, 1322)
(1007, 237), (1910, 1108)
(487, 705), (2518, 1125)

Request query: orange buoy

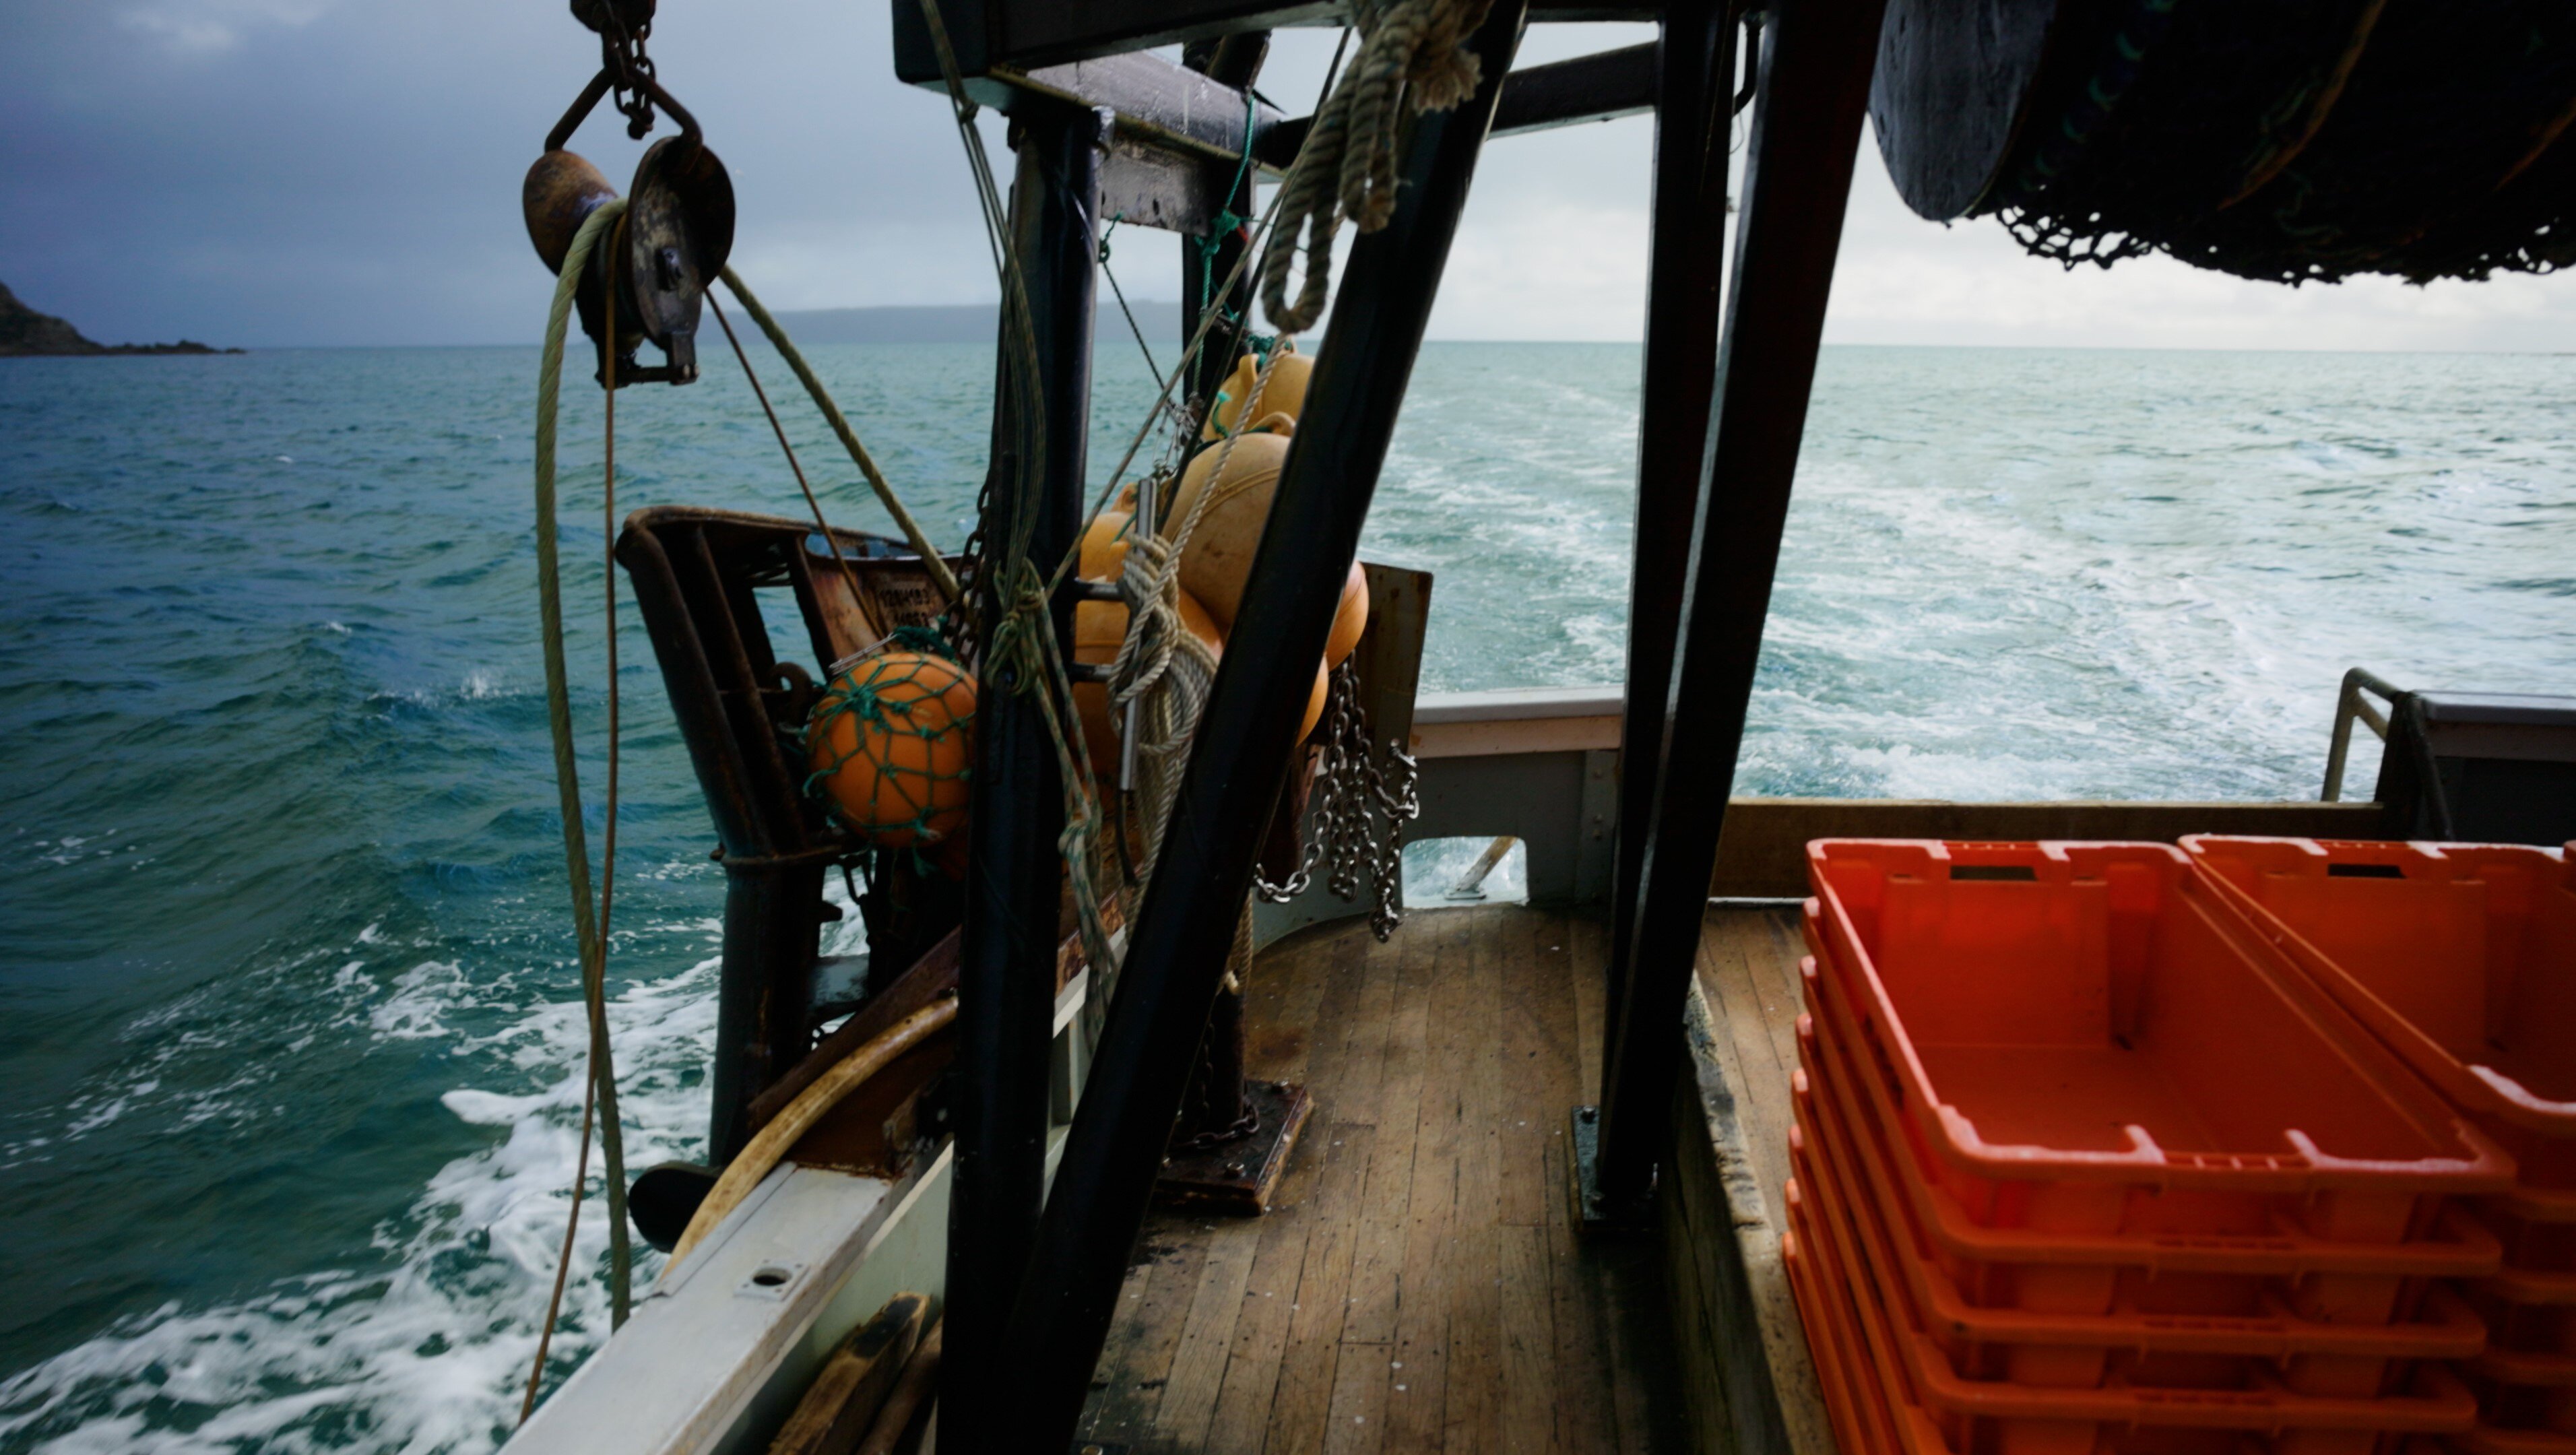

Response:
(1201, 350), (1313, 441)
(1325, 562), (1369, 668)
(806, 649), (976, 851)
(1165, 431), (1292, 628)
(1070, 507), (1224, 780)
(1301, 659), (1329, 740)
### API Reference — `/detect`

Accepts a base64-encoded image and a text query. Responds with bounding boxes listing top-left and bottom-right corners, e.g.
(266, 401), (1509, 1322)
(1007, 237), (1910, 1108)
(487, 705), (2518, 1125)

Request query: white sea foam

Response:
(0, 951), (718, 1455)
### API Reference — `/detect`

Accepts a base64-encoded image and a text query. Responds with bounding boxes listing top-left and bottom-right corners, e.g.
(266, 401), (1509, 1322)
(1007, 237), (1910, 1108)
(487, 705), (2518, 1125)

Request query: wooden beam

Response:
(895, 0), (1650, 79)
(1704, 798), (2389, 899)
(1255, 42), (1658, 168)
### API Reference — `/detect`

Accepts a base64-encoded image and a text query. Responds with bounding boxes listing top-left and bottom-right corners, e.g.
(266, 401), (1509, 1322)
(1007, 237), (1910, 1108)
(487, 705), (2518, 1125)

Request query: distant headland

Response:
(0, 281), (240, 356)
(772, 299), (1184, 345)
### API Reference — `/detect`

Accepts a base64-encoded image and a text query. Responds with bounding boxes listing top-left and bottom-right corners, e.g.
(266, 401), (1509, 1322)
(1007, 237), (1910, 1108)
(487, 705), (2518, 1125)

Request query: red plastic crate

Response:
(1803, 841), (2512, 1246)
(1795, 1022), (2488, 1394)
(1791, 1120), (2482, 1455)
(2183, 838), (2576, 1198)
(1801, 933), (2503, 1325)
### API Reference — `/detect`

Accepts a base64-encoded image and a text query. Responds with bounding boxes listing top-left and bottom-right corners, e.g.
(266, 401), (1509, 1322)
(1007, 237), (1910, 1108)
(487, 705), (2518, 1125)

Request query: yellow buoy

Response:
(1165, 431), (1292, 628)
(806, 649), (976, 851)
(1325, 562), (1369, 669)
(1201, 350), (1313, 441)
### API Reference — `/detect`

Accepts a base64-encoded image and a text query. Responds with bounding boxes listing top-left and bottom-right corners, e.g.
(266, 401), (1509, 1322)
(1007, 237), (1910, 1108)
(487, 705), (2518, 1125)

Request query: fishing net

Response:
(803, 624), (976, 851)
(1987, 0), (2576, 285)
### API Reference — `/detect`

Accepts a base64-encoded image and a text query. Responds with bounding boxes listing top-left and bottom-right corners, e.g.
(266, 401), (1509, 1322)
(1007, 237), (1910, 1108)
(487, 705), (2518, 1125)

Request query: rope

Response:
(518, 1068), (595, 1422)
(706, 293), (872, 616)
(716, 268), (962, 606)
(662, 1000), (958, 1274)
(524, 196), (636, 1388)
(1259, 0), (1495, 333)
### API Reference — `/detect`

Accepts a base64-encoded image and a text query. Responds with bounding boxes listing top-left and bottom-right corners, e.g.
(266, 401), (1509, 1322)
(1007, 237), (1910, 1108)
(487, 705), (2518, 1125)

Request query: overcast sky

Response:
(9, 0), (2576, 351)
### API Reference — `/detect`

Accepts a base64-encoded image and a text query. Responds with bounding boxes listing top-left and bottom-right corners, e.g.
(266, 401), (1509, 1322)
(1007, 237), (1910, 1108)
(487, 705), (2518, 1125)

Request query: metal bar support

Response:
(1601, 0), (1736, 1107)
(941, 98), (1108, 1455)
(1589, 0), (1890, 1213)
(2322, 666), (2401, 801)
(993, 6), (1528, 1446)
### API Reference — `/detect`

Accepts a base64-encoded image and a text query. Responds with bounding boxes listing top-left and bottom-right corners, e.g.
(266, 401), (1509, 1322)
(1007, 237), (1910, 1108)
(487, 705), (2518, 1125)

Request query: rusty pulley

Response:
(521, 0), (734, 386)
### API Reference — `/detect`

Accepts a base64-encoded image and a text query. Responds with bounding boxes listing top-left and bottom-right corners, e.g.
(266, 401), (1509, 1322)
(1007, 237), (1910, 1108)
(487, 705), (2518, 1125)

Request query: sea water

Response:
(0, 341), (2569, 1452)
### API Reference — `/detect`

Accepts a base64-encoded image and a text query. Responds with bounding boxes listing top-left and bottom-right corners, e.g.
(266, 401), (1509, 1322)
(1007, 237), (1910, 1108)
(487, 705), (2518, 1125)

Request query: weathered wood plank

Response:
(1086, 1223), (1211, 1447)
(1543, 1135), (1618, 1455)
(1082, 905), (1705, 1454)
(1439, 1221), (1501, 1454)
(1205, 1136), (1326, 1454)
(1265, 1122), (1372, 1455)
(1156, 1219), (1264, 1450)
(1708, 797), (2383, 898)
(1343, 911), (1432, 1347)
(1664, 921), (1839, 1455)
(1701, 917), (1799, 1235)
(1498, 1224), (1558, 1455)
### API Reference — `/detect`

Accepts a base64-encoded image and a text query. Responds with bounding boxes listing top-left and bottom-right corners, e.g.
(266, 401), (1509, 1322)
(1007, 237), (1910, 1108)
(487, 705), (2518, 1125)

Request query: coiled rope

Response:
(1260, 0), (1498, 332)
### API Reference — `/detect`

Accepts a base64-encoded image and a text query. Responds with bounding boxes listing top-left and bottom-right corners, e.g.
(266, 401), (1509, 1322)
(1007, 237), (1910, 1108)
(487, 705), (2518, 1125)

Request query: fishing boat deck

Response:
(1075, 901), (1814, 1454)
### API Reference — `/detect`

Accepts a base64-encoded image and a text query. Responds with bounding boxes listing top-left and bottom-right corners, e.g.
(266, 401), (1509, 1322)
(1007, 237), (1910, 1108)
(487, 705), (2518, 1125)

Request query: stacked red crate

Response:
(1784, 839), (2516, 1454)
(2187, 838), (2576, 1454)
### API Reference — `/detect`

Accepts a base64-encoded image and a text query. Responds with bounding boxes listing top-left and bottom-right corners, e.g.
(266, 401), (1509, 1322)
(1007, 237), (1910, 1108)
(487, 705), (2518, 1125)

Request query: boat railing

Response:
(2322, 666), (2404, 803)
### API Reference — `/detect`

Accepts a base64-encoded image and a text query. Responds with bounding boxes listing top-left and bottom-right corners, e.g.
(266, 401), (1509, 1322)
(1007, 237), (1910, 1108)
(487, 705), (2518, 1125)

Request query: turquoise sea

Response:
(1, 340), (2571, 1452)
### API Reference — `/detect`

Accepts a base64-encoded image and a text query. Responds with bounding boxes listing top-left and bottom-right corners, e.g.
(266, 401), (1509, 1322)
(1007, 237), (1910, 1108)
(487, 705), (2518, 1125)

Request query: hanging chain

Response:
(572, 0), (664, 138)
(1254, 658), (1421, 941)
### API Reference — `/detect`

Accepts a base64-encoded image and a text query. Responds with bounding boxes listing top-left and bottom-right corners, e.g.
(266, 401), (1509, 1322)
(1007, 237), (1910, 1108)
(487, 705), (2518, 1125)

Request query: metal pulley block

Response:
(519, 0), (733, 386)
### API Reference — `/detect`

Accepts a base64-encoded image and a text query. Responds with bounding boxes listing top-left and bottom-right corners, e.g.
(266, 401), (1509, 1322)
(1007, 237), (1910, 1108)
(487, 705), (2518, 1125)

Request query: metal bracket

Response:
(1568, 1105), (1651, 1234)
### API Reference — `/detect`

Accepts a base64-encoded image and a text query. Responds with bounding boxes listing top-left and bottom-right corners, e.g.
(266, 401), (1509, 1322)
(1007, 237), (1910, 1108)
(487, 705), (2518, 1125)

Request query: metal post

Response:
(1590, 0), (1890, 1212)
(942, 98), (1107, 1455)
(1602, 0), (1737, 1095)
(1182, 31), (1270, 408)
(996, 6), (1526, 1446)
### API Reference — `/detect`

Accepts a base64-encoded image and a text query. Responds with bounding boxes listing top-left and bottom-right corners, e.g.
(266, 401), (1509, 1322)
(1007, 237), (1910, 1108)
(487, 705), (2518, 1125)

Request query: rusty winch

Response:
(522, 0), (733, 387)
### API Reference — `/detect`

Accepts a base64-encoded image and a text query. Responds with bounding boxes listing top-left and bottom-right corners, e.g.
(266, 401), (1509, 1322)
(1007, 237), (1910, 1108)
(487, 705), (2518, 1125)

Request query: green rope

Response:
(532, 197), (634, 1328)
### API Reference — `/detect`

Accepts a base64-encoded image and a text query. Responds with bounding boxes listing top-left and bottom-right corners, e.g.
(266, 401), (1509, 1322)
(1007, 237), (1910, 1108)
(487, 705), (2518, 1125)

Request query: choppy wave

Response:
(2, 341), (2571, 1452)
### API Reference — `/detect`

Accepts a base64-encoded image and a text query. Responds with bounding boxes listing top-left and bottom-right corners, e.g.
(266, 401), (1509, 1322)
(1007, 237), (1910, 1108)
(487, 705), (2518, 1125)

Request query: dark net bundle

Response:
(1990, 0), (2380, 269)
(1988, 0), (2576, 286)
(2165, 0), (2576, 284)
(2389, 127), (2576, 282)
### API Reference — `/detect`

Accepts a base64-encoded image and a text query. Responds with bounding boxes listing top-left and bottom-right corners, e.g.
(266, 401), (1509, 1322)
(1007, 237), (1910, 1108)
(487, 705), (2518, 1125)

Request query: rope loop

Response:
(1259, 0), (1495, 333)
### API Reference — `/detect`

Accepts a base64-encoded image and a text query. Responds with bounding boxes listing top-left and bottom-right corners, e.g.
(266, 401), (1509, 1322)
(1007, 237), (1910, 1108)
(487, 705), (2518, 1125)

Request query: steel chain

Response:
(1253, 658), (1421, 941)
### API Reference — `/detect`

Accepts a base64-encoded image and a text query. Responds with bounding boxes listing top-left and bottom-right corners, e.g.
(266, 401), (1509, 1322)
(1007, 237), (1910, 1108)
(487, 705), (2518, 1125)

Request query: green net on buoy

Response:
(803, 626), (977, 851)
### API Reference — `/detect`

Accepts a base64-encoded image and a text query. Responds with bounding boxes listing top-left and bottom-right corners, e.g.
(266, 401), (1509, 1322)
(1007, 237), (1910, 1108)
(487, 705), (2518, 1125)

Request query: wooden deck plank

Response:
(1082, 904), (1695, 1454)
(1498, 1223), (1557, 1455)
(1701, 919), (1797, 1234)
(1087, 1225), (1211, 1448)
(1673, 905), (1840, 1455)
(1206, 1134), (1328, 1454)
(1343, 909), (1431, 1347)
(1157, 1219), (1265, 1452)
(1493, 911), (1551, 1229)
(1264, 1120), (1372, 1455)
(1543, 1135), (1618, 1455)
(1438, 1221), (1501, 1455)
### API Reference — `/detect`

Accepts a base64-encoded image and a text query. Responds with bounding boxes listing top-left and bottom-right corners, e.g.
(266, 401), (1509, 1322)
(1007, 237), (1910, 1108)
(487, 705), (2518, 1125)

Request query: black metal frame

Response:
(616, 508), (947, 1163)
(940, 98), (1111, 1454)
(1600, 0), (1737, 1167)
(1590, 0), (1892, 1213)
(591, 0), (1900, 1440)
(977, 4), (1531, 1448)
